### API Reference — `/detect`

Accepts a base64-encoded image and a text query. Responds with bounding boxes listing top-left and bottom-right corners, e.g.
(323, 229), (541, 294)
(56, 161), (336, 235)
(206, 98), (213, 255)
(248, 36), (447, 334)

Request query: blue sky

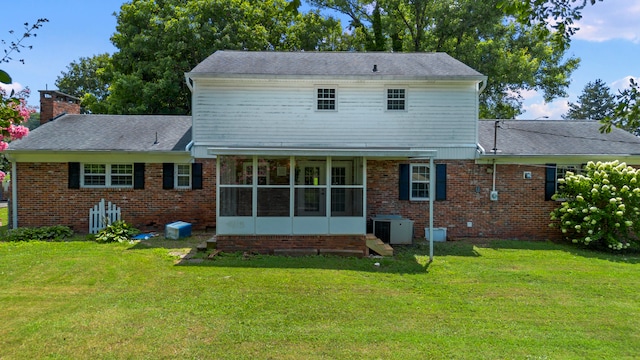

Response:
(1, 0), (639, 119)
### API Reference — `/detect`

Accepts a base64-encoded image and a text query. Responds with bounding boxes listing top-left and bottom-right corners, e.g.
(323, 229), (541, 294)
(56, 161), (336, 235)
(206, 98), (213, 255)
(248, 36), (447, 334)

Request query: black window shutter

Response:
(163, 163), (174, 190)
(192, 163), (203, 189)
(68, 162), (80, 189)
(399, 164), (409, 200)
(435, 163), (447, 201)
(134, 163), (145, 189)
(545, 164), (556, 201)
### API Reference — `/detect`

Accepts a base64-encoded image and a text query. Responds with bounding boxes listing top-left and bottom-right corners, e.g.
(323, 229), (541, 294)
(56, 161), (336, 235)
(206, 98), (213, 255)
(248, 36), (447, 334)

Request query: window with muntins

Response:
(387, 89), (406, 110)
(175, 164), (191, 189)
(317, 88), (336, 110)
(410, 164), (430, 200)
(82, 164), (133, 188)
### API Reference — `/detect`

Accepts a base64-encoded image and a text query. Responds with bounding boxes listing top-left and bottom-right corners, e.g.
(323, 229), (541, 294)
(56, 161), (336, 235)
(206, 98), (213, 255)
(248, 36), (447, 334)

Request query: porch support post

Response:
(429, 157), (435, 262)
(11, 161), (17, 229)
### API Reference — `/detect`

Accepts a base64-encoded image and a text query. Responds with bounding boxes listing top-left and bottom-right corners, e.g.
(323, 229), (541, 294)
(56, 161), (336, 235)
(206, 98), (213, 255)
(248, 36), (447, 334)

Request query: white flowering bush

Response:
(550, 161), (640, 250)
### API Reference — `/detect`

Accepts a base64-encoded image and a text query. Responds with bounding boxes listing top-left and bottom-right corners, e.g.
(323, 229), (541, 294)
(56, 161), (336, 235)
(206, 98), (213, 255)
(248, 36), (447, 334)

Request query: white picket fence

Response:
(89, 199), (121, 234)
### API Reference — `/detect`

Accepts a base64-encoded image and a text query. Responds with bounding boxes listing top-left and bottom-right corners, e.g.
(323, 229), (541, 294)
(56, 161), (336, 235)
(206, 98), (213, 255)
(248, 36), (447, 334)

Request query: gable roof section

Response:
(188, 50), (485, 81)
(9, 114), (192, 152)
(478, 120), (640, 157)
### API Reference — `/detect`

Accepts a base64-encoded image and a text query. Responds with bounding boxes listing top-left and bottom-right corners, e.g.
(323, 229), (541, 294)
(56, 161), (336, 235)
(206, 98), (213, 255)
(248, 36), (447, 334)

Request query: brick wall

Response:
(216, 235), (366, 254)
(15, 157), (562, 241)
(367, 160), (561, 241)
(14, 159), (216, 233)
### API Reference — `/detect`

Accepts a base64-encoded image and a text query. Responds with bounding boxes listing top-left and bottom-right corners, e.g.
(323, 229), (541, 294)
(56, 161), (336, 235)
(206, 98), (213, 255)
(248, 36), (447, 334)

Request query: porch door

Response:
(331, 161), (352, 216)
(296, 161), (326, 216)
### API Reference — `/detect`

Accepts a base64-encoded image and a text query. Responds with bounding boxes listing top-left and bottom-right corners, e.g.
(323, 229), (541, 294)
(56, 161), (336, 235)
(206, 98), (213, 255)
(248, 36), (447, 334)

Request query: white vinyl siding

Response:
(191, 79), (479, 159)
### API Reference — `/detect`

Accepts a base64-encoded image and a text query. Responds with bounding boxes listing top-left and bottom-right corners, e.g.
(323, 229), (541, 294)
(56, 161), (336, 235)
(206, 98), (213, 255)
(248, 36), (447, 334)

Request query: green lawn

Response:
(0, 207), (7, 233)
(1, 236), (639, 359)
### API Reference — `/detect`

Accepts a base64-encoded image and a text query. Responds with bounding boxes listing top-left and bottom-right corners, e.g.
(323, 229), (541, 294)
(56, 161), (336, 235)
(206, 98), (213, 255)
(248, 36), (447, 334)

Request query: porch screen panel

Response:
(257, 157), (290, 217)
(331, 158), (364, 216)
(295, 158), (327, 217)
(219, 156), (253, 216)
(220, 187), (252, 216)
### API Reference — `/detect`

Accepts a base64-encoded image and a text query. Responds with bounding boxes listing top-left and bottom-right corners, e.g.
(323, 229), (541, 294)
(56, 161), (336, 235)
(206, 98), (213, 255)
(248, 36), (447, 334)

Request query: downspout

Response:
(429, 157), (435, 262)
(185, 76), (194, 92)
(492, 159), (497, 192)
(11, 161), (17, 229)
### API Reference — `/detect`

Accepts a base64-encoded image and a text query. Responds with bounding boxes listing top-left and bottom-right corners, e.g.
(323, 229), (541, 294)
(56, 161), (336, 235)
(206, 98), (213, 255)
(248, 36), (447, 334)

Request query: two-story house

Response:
(8, 51), (640, 255)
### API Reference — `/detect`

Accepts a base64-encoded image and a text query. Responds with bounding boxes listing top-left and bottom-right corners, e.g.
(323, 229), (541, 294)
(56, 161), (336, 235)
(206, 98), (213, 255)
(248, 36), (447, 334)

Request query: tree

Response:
(103, 0), (348, 115)
(563, 79), (616, 120)
(307, 0), (579, 118)
(0, 19), (46, 180)
(498, 0), (603, 50)
(600, 78), (640, 135)
(55, 53), (113, 113)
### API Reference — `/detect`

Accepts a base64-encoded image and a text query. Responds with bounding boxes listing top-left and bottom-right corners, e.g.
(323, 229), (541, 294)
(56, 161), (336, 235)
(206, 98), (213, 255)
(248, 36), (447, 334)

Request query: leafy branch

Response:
(0, 18), (49, 84)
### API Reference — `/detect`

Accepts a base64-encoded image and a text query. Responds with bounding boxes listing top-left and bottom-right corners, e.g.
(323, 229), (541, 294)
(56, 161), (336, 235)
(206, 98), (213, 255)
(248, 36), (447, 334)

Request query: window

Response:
(175, 164), (191, 189)
(545, 164), (584, 201)
(410, 164), (430, 200)
(317, 88), (336, 110)
(82, 164), (133, 188)
(387, 88), (406, 110)
(556, 165), (583, 192)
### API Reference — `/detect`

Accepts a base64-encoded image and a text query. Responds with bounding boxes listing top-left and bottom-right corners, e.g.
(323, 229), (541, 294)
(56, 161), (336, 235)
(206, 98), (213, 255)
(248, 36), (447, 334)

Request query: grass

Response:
(0, 206), (7, 233)
(1, 236), (639, 359)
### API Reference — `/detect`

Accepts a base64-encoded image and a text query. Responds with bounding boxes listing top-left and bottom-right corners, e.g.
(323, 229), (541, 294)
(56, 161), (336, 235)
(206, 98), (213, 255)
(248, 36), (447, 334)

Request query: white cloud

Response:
(574, 0), (640, 43)
(0, 82), (24, 95)
(610, 75), (640, 92)
(518, 98), (569, 120)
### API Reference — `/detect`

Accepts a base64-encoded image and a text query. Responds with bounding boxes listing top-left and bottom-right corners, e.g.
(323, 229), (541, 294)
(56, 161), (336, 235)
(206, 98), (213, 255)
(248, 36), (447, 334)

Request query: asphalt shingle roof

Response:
(188, 50), (485, 79)
(479, 120), (640, 156)
(9, 114), (192, 152)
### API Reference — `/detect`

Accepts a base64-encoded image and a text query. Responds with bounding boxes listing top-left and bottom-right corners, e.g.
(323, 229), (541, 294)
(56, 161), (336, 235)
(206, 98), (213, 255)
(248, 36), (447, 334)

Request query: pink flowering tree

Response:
(0, 87), (33, 181)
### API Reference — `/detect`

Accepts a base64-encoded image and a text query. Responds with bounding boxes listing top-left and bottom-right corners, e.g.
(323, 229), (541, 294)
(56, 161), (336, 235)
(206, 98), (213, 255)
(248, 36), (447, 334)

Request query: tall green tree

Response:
(600, 78), (640, 135)
(105, 0), (347, 114)
(308, 0), (579, 119)
(55, 53), (113, 114)
(563, 79), (615, 120)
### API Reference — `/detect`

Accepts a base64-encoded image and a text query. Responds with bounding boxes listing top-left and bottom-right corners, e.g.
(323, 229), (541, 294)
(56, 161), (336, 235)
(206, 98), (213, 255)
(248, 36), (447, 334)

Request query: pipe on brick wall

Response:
(492, 160), (497, 192)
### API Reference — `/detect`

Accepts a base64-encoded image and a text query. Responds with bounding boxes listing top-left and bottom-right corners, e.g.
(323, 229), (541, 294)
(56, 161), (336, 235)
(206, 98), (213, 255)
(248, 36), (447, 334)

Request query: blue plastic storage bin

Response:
(165, 221), (192, 239)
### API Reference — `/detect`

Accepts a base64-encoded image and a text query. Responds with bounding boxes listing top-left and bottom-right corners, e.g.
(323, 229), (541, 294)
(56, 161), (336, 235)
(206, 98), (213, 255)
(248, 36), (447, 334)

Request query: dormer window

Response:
(387, 88), (406, 110)
(317, 88), (336, 111)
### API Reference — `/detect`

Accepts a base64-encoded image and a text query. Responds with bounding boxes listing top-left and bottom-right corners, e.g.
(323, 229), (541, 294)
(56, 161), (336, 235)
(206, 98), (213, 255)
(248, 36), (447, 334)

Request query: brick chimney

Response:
(39, 90), (81, 125)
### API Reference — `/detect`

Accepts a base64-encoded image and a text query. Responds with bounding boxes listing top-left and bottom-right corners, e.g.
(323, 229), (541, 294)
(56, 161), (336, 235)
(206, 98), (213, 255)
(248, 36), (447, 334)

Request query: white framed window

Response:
(82, 164), (133, 188)
(387, 88), (406, 111)
(410, 164), (430, 200)
(556, 165), (583, 192)
(316, 87), (336, 111)
(175, 164), (192, 189)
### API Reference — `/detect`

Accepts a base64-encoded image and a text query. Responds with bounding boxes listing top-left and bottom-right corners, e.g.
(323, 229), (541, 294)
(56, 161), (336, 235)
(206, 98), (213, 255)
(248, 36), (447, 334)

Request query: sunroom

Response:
(211, 148), (438, 238)
(216, 155), (365, 235)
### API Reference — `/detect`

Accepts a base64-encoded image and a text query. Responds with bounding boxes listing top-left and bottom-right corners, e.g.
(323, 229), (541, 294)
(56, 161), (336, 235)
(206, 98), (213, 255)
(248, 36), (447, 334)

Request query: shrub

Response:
(94, 220), (140, 244)
(550, 160), (640, 250)
(3, 225), (74, 242)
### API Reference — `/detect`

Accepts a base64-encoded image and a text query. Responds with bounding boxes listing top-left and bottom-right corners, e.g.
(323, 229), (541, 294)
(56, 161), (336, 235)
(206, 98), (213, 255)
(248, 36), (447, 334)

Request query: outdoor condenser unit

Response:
(372, 215), (414, 245)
